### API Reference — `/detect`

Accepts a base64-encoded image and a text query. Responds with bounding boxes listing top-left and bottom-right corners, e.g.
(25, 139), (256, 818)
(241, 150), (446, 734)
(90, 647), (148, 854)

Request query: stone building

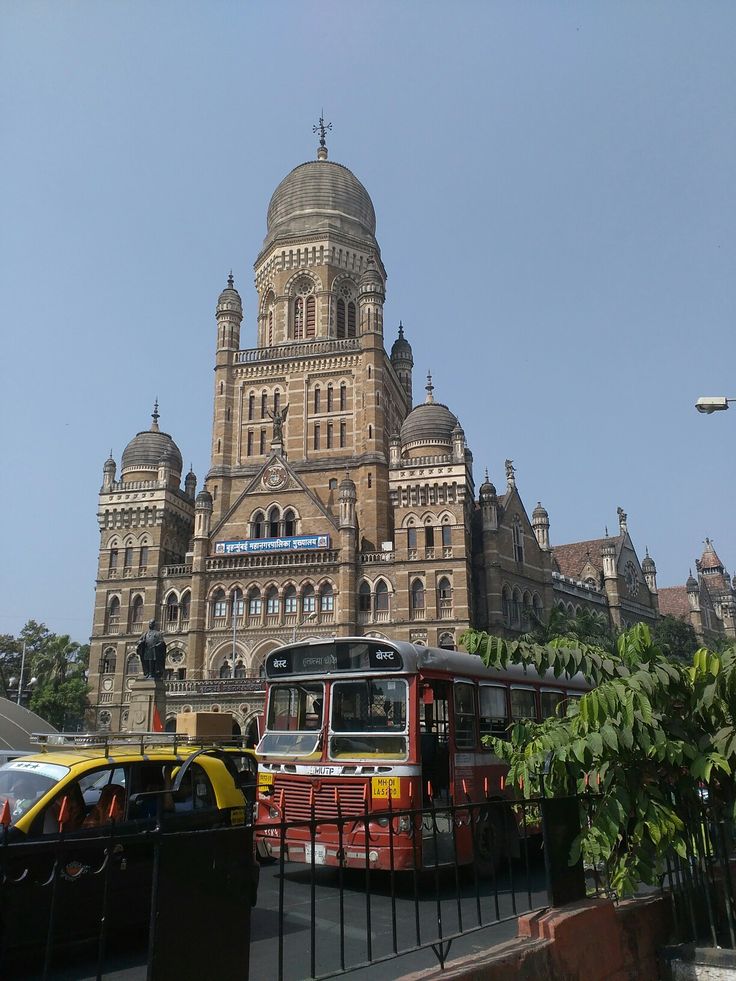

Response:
(87, 134), (660, 736)
(658, 539), (736, 644)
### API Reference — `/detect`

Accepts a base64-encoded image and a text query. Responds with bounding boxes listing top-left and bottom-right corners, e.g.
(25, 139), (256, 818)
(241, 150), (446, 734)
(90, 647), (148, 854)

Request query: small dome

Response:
(121, 404), (182, 476)
(265, 159), (376, 250)
(391, 323), (413, 363)
(103, 454), (116, 473)
(339, 470), (356, 495)
(642, 551), (656, 573)
(532, 502), (549, 521)
(686, 571), (698, 591)
(400, 402), (458, 448)
(195, 488), (213, 508)
(479, 470), (497, 502)
(217, 272), (242, 311)
(360, 254), (384, 290)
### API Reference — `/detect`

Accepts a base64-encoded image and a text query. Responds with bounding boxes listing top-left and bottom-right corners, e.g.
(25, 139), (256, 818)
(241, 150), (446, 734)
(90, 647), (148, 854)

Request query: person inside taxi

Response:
(82, 784), (126, 827)
(43, 783), (86, 834)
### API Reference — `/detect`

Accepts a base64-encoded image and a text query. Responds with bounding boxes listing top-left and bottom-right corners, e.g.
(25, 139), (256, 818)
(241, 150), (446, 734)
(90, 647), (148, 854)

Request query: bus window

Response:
(420, 681), (450, 800)
(540, 690), (564, 719)
(329, 679), (408, 760)
(479, 685), (509, 740)
(259, 683), (324, 757)
(510, 687), (538, 721)
(453, 683), (476, 749)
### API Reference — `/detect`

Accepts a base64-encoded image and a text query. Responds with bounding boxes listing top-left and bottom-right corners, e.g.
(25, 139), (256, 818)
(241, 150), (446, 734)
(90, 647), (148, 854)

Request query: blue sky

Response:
(2, 1), (735, 641)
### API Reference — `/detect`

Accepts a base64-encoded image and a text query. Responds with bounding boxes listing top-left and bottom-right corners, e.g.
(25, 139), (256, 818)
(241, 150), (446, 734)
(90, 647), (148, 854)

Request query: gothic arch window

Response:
(358, 581), (372, 612)
(340, 383), (346, 411)
(248, 587), (262, 618)
(441, 523), (452, 548)
(327, 422), (333, 449)
(139, 543), (149, 571)
(425, 523), (435, 550)
(101, 648), (116, 674)
(219, 659), (232, 679)
(320, 582), (334, 612)
(123, 543), (134, 570)
(251, 511), (265, 540)
(284, 584), (297, 615)
(232, 587), (244, 618)
(302, 584), (316, 615)
(126, 652), (142, 675)
(266, 586), (280, 615)
(305, 296), (316, 337)
(106, 596), (120, 633)
(314, 424), (320, 450)
(294, 297), (304, 340)
(314, 387), (321, 413)
(410, 579), (425, 612)
(340, 422), (346, 448)
(248, 393), (255, 420)
(407, 524), (417, 551)
(437, 577), (452, 616)
(347, 302), (356, 337)
(108, 547), (119, 574)
(532, 594), (543, 623)
(327, 385), (334, 413)
(512, 588), (522, 626)
(180, 591), (191, 622)
(512, 517), (524, 564)
(438, 632), (455, 651)
(268, 506), (280, 538)
(522, 591), (532, 628)
(165, 593), (178, 626)
(211, 588), (227, 621)
(274, 390), (281, 414)
(283, 509), (296, 537)
(336, 298), (346, 338)
(130, 595), (145, 630)
(375, 579), (389, 612)
(261, 391), (268, 418)
(502, 586), (511, 626)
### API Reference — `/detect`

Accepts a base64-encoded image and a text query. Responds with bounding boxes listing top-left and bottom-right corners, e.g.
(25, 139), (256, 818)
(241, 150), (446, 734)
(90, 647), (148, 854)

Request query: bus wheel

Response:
(474, 807), (512, 876)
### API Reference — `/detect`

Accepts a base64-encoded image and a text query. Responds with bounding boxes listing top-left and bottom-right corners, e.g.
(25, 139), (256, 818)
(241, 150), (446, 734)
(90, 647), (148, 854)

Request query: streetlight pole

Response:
(293, 611), (317, 643)
(232, 592), (239, 680)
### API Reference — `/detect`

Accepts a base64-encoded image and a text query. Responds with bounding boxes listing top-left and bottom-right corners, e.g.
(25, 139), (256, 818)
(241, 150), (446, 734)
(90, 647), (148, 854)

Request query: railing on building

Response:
(360, 551), (395, 563)
(235, 337), (360, 365)
(207, 550), (339, 573)
(165, 677), (266, 696)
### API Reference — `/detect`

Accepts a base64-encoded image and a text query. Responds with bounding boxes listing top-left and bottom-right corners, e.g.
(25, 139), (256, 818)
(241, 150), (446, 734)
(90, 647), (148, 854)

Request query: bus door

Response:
(419, 680), (453, 867)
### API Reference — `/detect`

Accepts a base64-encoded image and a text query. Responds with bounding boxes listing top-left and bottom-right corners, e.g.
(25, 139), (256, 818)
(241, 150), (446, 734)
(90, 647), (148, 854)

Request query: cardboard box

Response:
(176, 711), (234, 740)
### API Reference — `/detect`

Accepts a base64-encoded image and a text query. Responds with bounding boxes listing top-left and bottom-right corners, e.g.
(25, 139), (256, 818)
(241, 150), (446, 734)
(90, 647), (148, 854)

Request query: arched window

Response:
(294, 297), (304, 339)
(358, 581), (372, 612)
(126, 652), (142, 675)
(327, 423), (333, 449)
(314, 387), (321, 413)
(219, 660), (231, 679)
(252, 511), (265, 540)
(165, 594), (178, 625)
(314, 424), (320, 449)
(437, 577), (452, 616)
(512, 518), (524, 563)
(302, 584), (316, 614)
(320, 583), (334, 612)
(261, 391), (268, 418)
(407, 525), (417, 551)
(101, 648), (116, 674)
(340, 422), (346, 447)
(512, 588), (522, 625)
(248, 588), (262, 618)
(441, 524), (452, 548)
(327, 385), (334, 412)
(375, 580), (389, 612)
(425, 524), (435, 551)
(410, 579), (425, 611)
(522, 591), (532, 627)
(438, 632), (455, 651)
(274, 390), (281, 414)
(268, 506), (280, 538)
(284, 585), (297, 615)
(234, 660), (246, 679)
(266, 587), (280, 615)
(340, 384), (346, 411)
(336, 298), (346, 338)
(109, 548), (118, 574)
(211, 588), (227, 620)
(180, 591), (191, 622)
(139, 545), (149, 572)
(248, 393), (255, 420)
(130, 595), (144, 629)
(347, 302), (356, 337)
(283, 509), (296, 537)
(106, 596), (120, 632)
(532, 594), (543, 623)
(267, 308), (273, 346)
(124, 545), (134, 570)
(502, 586), (511, 625)
(232, 588), (244, 618)
(305, 296), (316, 337)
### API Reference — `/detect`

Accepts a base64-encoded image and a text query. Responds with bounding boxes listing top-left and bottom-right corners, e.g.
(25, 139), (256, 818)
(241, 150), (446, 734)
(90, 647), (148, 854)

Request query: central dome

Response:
(265, 159), (376, 248)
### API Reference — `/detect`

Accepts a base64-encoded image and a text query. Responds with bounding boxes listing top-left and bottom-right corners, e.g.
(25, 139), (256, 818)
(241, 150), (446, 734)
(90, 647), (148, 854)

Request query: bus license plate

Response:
(371, 776), (400, 799)
(305, 842), (326, 865)
(258, 772), (274, 791)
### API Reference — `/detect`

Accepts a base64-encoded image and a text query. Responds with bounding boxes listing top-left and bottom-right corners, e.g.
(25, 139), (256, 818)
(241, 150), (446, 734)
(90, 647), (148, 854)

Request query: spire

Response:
(398, 320), (404, 338)
(151, 399), (160, 432)
(313, 110), (332, 161)
(227, 270), (234, 289)
(425, 372), (434, 404)
(484, 468), (489, 482)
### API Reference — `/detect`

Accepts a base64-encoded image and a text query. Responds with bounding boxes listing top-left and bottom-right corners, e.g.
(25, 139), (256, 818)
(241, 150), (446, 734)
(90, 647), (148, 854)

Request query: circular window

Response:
(624, 561), (639, 597)
(98, 710), (112, 727)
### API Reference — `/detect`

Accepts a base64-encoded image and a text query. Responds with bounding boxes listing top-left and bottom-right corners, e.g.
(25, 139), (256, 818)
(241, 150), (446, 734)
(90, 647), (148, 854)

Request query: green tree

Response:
(650, 615), (699, 663)
(461, 623), (735, 897)
(32, 634), (84, 687)
(0, 635), (22, 697)
(30, 677), (89, 730)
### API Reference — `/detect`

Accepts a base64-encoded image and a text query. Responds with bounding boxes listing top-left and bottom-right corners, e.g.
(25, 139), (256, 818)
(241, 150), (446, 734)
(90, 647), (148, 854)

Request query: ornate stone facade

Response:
(87, 139), (661, 737)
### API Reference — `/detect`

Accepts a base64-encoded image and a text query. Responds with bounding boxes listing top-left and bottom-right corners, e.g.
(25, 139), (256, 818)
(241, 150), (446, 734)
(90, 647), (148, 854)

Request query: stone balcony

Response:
(235, 337), (360, 365)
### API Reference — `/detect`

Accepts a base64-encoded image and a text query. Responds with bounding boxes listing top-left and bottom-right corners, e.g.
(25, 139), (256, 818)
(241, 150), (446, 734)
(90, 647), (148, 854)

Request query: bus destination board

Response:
(266, 641), (403, 678)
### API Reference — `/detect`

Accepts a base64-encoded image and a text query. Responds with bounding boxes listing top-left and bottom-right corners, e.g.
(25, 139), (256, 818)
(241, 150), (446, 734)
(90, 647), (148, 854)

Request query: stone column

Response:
(129, 678), (167, 732)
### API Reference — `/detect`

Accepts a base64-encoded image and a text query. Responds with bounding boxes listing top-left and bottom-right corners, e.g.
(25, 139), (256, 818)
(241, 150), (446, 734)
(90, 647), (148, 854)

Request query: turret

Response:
(532, 502), (550, 550)
(339, 470), (357, 529)
(358, 254), (385, 336)
(642, 548), (657, 593)
(184, 467), (197, 499)
(601, 536), (617, 580)
(390, 322), (413, 403)
(102, 453), (116, 491)
(479, 470), (498, 533)
(194, 489), (213, 540)
(216, 272), (243, 353)
(389, 433), (401, 467)
(687, 570), (699, 610)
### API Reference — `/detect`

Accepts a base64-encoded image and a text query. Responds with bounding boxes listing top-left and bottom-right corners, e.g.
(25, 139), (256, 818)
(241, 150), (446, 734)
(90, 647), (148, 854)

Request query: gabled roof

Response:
(552, 536), (621, 579)
(657, 586), (691, 620)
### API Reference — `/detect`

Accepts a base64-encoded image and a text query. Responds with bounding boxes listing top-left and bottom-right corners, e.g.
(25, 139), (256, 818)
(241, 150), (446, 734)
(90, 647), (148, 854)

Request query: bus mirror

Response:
(422, 686), (434, 705)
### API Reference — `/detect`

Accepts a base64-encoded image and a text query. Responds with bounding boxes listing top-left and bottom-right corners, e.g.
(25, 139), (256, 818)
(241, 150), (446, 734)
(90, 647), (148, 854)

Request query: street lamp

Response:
(293, 611), (317, 643)
(7, 675), (38, 707)
(695, 396), (735, 414)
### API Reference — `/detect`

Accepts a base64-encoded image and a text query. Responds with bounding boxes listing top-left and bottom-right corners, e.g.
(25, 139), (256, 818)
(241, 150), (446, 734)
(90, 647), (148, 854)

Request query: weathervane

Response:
(313, 110), (332, 148)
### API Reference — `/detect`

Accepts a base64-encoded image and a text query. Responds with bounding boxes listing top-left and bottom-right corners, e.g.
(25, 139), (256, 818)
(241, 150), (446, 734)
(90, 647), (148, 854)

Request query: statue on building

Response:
(136, 620), (167, 680)
(617, 507), (628, 533)
(504, 459), (516, 487)
(268, 403), (289, 443)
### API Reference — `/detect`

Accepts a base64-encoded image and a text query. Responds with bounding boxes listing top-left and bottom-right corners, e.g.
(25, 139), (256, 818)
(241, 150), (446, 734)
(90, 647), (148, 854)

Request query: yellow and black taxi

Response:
(0, 732), (259, 960)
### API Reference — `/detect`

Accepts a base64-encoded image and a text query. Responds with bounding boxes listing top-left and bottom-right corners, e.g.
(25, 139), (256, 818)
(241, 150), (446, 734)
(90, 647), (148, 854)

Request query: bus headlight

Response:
(375, 816), (390, 828)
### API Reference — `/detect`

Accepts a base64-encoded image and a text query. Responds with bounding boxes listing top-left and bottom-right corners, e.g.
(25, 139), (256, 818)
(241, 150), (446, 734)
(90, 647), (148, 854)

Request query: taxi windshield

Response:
(329, 679), (408, 760)
(0, 761), (69, 825)
(259, 683), (324, 757)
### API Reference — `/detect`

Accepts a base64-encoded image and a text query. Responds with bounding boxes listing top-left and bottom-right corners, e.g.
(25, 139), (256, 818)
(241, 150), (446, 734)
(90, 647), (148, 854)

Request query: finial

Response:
(313, 110), (332, 160)
(151, 399), (160, 432)
(484, 468), (489, 481)
(398, 320), (404, 338)
(227, 270), (234, 289)
(605, 526), (609, 537)
(645, 546), (650, 557)
(425, 371), (434, 403)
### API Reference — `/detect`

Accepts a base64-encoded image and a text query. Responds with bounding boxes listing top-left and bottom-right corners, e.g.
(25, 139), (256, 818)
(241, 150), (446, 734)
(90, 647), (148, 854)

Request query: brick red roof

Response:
(700, 539), (724, 571)
(657, 586), (691, 619)
(552, 537), (619, 579)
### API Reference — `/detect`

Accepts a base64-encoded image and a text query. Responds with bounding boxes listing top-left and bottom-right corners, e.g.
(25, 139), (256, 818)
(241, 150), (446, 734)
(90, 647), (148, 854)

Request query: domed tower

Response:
(532, 502), (550, 550)
(390, 322), (413, 403)
(216, 272), (243, 354)
(642, 548), (657, 593)
(120, 401), (183, 490)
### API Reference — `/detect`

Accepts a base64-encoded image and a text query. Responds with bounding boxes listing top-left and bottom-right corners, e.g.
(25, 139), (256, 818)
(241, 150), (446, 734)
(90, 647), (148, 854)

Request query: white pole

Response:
(17, 641), (26, 705)
(232, 592), (238, 680)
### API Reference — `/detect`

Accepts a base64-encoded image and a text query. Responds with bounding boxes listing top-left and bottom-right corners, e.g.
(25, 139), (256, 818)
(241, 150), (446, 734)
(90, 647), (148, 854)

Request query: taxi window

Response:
(173, 764), (215, 812)
(31, 765), (128, 835)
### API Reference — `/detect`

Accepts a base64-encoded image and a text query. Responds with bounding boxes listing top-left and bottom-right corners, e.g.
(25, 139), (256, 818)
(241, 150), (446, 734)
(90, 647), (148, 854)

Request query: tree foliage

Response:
(650, 615), (700, 663)
(460, 623), (736, 896)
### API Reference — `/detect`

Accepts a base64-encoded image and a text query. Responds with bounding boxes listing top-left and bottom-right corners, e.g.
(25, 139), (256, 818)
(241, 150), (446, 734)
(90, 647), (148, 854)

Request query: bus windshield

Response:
(329, 679), (408, 760)
(259, 683), (324, 757)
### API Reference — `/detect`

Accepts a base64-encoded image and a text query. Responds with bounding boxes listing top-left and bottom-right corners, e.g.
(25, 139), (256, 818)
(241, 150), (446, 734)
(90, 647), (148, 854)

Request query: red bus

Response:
(255, 637), (587, 873)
